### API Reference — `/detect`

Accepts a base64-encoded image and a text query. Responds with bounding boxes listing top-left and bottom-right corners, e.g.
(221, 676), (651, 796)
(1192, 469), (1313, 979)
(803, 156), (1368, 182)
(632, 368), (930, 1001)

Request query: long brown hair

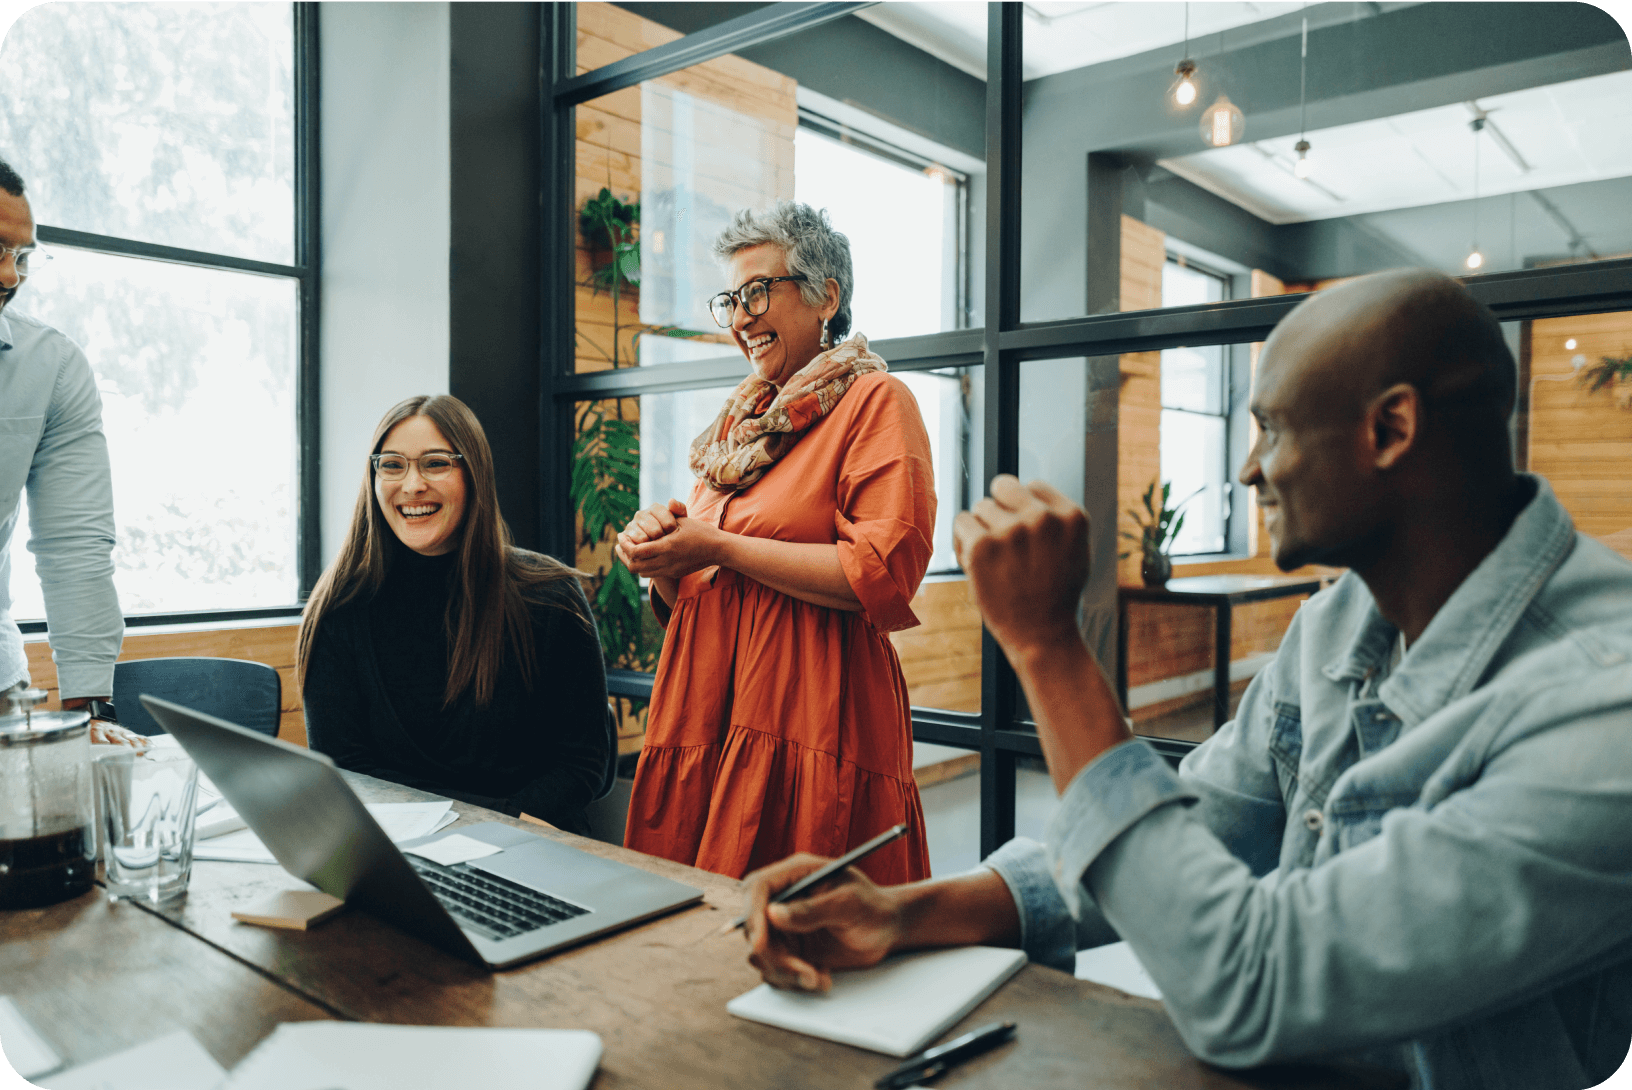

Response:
(297, 394), (587, 708)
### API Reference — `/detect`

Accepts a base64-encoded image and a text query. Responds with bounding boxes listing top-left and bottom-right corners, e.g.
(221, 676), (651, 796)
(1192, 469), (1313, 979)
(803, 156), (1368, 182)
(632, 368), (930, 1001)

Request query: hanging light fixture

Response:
(1292, 16), (1312, 178)
(1201, 95), (1245, 147)
(1169, 4), (1198, 107)
(1466, 116), (1485, 270)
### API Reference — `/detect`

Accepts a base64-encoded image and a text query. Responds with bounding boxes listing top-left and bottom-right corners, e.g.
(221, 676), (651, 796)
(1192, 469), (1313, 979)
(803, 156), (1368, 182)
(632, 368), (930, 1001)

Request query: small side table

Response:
(1117, 574), (1330, 732)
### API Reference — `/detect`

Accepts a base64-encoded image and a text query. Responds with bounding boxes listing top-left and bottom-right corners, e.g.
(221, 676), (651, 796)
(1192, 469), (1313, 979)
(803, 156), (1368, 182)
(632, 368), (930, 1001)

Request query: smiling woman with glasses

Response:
(296, 394), (614, 833)
(615, 201), (936, 885)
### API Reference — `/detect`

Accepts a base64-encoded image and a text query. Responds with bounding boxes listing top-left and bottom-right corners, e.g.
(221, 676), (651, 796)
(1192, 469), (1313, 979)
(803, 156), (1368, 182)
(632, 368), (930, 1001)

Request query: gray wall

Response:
(319, 2), (452, 565)
(448, 3), (542, 552)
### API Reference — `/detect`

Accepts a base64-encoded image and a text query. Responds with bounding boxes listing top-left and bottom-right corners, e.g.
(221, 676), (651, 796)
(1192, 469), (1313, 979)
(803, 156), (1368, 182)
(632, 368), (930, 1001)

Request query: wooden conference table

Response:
(1, 773), (1403, 1089)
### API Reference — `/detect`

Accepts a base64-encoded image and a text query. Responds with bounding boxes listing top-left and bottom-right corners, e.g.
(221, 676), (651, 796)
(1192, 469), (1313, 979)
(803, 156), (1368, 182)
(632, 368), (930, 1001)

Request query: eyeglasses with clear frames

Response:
(370, 451), (466, 481)
(708, 275), (807, 328)
(0, 243), (47, 276)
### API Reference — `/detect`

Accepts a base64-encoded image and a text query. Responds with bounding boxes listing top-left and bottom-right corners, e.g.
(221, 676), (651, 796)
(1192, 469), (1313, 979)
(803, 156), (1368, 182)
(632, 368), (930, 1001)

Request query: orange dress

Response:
(624, 372), (935, 884)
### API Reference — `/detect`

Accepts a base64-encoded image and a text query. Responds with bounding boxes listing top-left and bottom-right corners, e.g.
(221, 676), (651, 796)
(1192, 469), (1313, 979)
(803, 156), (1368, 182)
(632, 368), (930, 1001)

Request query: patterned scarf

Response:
(689, 333), (887, 492)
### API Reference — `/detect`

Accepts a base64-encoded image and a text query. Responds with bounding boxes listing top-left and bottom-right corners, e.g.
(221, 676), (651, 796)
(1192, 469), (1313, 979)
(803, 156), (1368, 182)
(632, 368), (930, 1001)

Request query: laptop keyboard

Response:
(408, 855), (590, 942)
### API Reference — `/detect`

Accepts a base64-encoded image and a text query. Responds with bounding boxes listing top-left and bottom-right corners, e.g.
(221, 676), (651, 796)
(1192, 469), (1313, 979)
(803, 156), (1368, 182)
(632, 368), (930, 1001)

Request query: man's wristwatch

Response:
(87, 698), (118, 723)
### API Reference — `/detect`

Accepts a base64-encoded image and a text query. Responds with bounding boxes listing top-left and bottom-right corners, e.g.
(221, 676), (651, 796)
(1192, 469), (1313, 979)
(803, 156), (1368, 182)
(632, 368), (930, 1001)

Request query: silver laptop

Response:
(142, 695), (703, 970)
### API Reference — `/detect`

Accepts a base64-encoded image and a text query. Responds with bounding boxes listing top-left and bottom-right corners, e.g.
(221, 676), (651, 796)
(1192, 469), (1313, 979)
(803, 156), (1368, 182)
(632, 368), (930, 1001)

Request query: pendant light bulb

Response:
(1293, 139), (1312, 179)
(1465, 249), (1484, 270)
(1172, 60), (1198, 107)
(1200, 96), (1245, 148)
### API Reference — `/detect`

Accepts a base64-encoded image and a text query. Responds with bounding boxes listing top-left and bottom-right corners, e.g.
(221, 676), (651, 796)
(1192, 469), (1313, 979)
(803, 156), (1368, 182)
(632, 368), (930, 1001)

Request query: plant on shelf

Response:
(1119, 481), (1198, 588)
(571, 190), (720, 704)
(573, 188), (654, 691)
(1579, 353), (1632, 411)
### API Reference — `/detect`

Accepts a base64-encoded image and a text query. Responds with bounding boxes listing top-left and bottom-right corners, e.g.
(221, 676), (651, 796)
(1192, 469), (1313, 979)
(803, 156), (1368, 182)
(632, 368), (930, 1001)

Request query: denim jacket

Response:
(986, 476), (1632, 1089)
(0, 310), (121, 698)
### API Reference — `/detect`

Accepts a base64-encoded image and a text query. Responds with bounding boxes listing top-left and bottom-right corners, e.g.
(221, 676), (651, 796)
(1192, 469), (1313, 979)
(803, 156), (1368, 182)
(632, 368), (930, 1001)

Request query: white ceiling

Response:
(1158, 69), (1632, 224)
(855, 1), (1305, 82)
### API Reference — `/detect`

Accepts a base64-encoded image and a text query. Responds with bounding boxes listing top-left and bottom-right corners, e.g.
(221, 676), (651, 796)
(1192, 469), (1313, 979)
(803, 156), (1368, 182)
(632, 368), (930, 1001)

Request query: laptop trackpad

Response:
(452, 823), (636, 900)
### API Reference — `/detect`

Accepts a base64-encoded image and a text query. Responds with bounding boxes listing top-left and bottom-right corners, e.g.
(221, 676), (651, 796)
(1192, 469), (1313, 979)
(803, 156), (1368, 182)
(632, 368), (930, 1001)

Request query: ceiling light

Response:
(1172, 60), (1198, 106)
(1292, 18), (1312, 180)
(1565, 338), (1578, 350)
(1201, 96), (1244, 147)
(1169, 5), (1197, 110)
(1466, 117), (1484, 274)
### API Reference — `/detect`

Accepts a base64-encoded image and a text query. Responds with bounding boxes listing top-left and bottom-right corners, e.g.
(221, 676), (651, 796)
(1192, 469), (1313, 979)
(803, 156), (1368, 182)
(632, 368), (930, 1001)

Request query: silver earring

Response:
(821, 318), (831, 348)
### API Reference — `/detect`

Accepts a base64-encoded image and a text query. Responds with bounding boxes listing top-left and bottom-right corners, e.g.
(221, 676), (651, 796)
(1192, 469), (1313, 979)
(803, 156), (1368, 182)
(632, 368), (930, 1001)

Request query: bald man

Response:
(741, 270), (1632, 1088)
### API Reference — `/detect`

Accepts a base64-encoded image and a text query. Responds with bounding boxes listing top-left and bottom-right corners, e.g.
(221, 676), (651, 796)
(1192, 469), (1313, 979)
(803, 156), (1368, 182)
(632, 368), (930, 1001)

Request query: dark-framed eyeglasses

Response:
(708, 275), (807, 329)
(370, 451), (465, 481)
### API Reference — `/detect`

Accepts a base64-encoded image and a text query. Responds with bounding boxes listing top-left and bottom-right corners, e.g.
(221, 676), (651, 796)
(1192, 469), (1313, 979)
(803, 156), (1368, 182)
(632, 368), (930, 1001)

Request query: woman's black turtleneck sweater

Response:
(303, 544), (610, 834)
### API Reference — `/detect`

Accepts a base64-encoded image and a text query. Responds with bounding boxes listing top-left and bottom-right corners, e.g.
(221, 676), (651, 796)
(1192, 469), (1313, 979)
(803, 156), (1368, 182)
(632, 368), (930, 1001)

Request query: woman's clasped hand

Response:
(614, 498), (716, 581)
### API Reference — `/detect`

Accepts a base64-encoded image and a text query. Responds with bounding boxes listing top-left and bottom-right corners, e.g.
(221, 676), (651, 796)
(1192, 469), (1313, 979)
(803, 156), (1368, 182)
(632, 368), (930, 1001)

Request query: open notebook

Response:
(727, 945), (1027, 1057)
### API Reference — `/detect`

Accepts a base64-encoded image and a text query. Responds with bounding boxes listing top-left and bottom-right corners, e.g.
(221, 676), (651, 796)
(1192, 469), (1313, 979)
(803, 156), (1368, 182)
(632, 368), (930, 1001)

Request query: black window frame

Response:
(1159, 255), (1238, 560)
(540, 2), (1632, 858)
(17, 2), (321, 635)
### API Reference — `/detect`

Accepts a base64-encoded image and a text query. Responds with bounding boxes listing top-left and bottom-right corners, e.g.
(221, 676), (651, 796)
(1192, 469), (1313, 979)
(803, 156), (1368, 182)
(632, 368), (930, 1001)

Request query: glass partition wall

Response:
(542, 3), (1632, 857)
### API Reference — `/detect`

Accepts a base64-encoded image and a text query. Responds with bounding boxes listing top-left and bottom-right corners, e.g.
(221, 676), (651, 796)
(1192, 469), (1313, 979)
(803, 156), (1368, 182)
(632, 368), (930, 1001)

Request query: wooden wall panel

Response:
(1117, 215), (1169, 587)
(1529, 311), (1632, 547)
(24, 625), (306, 746)
(892, 579), (982, 713)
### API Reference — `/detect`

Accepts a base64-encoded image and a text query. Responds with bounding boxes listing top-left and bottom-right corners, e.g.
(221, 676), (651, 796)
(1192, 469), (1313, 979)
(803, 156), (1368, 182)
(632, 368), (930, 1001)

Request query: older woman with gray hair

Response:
(614, 201), (934, 884)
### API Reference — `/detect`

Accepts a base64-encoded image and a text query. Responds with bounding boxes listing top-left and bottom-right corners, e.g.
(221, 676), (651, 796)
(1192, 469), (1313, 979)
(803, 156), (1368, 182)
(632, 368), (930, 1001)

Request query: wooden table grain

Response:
(0, 884), (335, 1073)
(120, 772), (1401, 1090)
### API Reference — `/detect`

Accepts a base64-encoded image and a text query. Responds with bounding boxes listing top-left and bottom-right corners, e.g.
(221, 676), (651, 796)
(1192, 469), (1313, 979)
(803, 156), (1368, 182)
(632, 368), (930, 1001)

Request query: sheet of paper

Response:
(1074, 941), (1162, 1000)
(32, 1029), (226, 1090)
(0, 995), (62, 1079)
(195, 801), (455, 864)
(223, 1023), (601, 1090)
(405, 833), (503, 867)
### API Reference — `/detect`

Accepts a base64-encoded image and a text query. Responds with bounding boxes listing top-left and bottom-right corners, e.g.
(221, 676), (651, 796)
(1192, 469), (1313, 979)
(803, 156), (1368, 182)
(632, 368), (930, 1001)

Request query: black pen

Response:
(727, 823), (909, 931)
(875, 1021), (1017, 1089)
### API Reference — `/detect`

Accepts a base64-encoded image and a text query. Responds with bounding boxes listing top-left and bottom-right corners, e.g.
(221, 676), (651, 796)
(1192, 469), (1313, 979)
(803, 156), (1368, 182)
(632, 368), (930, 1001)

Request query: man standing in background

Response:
(0, 155), (130, 743)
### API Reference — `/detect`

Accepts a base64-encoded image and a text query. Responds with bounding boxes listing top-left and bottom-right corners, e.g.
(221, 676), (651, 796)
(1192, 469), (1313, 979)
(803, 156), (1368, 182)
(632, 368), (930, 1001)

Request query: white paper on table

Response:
(222, 1023), (601, 1090)
(195, 798), (247, 841)
(194, 802), (456, 864)
(0, 995), (62, 1079)
(1074, 941), (1163, 1000)
(404, 833), (503, 867)
(31, 1029), (226, 1090)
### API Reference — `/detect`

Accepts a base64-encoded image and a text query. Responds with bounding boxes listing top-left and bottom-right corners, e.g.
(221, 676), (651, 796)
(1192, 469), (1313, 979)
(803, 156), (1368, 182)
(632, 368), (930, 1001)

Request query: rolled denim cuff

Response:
(1047, 739), (1197, 916)
(982, 838), (1078, 973)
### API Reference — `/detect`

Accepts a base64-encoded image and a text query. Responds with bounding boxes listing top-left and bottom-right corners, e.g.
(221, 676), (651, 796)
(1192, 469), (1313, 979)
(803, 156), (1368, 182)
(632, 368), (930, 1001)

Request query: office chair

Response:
(112, 657), (283, 738)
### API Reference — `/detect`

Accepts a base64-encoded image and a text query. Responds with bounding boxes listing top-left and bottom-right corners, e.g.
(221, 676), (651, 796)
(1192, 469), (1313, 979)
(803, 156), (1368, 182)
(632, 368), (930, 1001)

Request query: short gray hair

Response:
(713, 201), (854, 342)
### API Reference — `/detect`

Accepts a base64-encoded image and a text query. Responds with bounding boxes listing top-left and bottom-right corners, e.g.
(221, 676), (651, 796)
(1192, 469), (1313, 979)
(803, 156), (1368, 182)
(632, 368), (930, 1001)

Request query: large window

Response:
(1159, 260), (1231, 556)
(0, 2), (315, 622)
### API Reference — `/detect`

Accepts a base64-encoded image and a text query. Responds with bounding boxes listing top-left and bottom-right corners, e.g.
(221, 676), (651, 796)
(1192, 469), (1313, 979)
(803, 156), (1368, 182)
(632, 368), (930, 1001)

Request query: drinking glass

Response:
(93, 748), (199, 904)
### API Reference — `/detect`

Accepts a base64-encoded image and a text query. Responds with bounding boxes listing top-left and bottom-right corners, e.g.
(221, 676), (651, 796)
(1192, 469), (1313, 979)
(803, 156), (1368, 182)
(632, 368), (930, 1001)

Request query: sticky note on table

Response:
(404, 833), (503, 867)
(232, 890), (347, 931)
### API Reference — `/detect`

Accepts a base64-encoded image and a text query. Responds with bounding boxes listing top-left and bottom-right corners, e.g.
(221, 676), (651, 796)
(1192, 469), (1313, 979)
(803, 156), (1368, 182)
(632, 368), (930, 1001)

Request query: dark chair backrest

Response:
(594, 702), (619, 803)
(113, 657), (283, 738)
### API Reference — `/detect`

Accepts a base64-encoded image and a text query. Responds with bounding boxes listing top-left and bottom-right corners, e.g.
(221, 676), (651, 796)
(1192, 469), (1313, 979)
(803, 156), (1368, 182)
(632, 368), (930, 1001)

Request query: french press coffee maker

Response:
(0, 683), (95, 909)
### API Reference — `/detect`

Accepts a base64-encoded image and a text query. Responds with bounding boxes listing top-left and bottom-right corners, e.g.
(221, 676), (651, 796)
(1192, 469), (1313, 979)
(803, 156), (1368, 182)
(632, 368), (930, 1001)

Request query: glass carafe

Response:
(0, 687), (94, 909)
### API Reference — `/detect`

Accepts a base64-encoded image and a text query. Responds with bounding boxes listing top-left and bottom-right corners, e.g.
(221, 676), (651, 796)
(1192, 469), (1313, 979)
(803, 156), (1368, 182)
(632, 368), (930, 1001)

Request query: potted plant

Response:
(1120, 481), (1197, 588)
